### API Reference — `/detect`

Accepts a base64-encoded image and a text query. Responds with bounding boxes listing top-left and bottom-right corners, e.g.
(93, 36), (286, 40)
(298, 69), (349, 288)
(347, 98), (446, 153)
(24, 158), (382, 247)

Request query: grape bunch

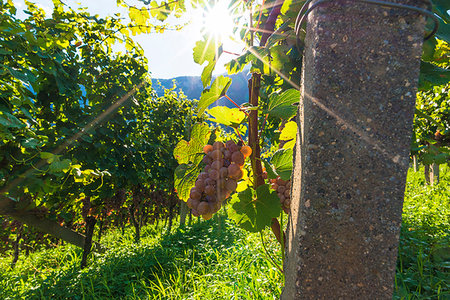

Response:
(270, 177), (291, 214)
(187, 140), (252, 220)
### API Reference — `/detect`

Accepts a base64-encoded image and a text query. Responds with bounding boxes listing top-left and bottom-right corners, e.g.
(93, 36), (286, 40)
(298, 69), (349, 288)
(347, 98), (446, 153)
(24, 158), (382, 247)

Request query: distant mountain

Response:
(151, 71), (250, 107)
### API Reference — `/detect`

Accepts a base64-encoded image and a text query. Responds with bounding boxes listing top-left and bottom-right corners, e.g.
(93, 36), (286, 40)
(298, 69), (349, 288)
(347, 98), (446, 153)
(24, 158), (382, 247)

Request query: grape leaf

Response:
(228, 184), (281, 232)
(197, 76), (232, 115)
(174, 162), (202, 202)
(0, 111), (25, 128)
(280, 121), (297, 141)
(419, 61), (450, 90)
(173, 123), (211, 164)
(262, 160), (278, 180)
(193, 36), (223, 87)
(207, 106), (246, 127)
(280, 121), (297, 149)
(271, 148), (293, 181)
(265, 89), (300, 120)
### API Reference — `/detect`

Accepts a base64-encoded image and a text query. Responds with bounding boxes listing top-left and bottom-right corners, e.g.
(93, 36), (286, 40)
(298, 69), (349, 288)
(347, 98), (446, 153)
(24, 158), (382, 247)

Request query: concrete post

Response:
(282, 0), (428, 298)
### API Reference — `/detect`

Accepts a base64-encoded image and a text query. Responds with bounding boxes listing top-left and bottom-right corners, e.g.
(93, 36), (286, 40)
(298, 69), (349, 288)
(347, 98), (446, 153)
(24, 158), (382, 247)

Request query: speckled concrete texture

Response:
(282, 0), (428, 299)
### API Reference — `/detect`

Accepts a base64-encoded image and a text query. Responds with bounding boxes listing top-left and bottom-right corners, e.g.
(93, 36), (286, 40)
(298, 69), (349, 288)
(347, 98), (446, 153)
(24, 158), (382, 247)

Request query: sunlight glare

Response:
(201, 1), (235, 40)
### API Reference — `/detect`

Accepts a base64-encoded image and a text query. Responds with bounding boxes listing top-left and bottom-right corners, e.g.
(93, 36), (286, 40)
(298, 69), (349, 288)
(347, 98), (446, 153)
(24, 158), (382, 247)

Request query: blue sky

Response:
(12, 0), (243, 79)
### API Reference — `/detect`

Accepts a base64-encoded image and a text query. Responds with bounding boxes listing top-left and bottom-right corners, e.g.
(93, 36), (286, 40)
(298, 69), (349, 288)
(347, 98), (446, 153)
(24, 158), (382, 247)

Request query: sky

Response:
(12, 0), (245, 79)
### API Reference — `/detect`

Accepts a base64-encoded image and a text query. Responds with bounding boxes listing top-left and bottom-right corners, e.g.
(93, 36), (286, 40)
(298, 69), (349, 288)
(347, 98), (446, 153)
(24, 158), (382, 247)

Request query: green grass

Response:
(394, 165), (449, 300)
(0, 166), (448, 299)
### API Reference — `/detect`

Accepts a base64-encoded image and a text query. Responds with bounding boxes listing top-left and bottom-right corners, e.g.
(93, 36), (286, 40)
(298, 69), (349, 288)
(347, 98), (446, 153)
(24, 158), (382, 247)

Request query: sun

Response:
(199, 1), (236, 40)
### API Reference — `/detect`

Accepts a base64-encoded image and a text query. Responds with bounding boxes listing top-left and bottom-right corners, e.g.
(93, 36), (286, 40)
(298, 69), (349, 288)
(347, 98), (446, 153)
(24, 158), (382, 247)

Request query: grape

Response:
(199, 172), (208, 180)
(226, 141), (239, 153)
(192, 209), (200, 217)
(219, 167), (228, 178)
(197, 202), (210, 215)
(208, 169), (220, 180)
(209, 201), (221, 213)
(202, 155), (212, 164)
(231, 151), (245, 166)
(195, 179), (205, 191)
(234, 169), (243, 180)
(240, 145), (252, 158)
(203, 144), (213, 154)
(205, 178), (216, 187)
(270, 176), (291, 214)
(202, 213), (213, 220)
(216, 178), (226, 189)
(211, 160), (222, 170)
(204, 164), (211, 172)
(277, 185), (286, 194)
(205, 185), (215, 196)
(225, 178), (237, 191)
(190, 188), (201, 201)
(186, 198), (194, 209)
(213, 141), (224, 150)
(227, 163), (241, 178)
(210, 149), (223, 161)
(225, 140), (236, 149)
(223, 149), (231, 159)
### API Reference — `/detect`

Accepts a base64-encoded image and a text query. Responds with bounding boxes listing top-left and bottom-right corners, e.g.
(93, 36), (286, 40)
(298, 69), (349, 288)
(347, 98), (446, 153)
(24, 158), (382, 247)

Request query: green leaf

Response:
(40, 152), (59, 163)
(419, 61), (450, 90)
(193, 36), (219, 65)
(0, 111), (25, 128)
(431, 0), (450, 21)
(436, 17), (450, 44)
(279, 121), (297, 141)
(207, 106), (246, 127)
(197, 76), (232, 115)
(193, 36), (223, 87)
(262, 160), (278, 180)
(271, 148), (293, 181)
(266, 89), (300, 120)
(21, 138), (42, 149)
(228, 185), (281, 232)
(201, 60), (215, 88)
(49, 158), (71, 173)
(173, 123), (211, 164)
(174, 162), (202, 202)
(224, 51), (251, 74)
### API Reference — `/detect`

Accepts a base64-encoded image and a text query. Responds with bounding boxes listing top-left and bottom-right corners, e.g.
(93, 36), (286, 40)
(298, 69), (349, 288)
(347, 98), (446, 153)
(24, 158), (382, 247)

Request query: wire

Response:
(295, 0), (440, 51)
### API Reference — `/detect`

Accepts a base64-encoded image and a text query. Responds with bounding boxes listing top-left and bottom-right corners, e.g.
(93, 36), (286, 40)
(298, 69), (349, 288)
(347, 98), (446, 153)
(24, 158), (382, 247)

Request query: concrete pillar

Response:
(282, 0), (428, 298)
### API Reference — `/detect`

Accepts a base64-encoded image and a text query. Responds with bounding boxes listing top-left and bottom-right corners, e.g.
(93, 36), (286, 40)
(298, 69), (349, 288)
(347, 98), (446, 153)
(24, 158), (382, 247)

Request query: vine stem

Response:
(224, 94), (250, 117)
(260, 231), (283, 274)
(234, 128), (246, 145)
(223, 50), (241, 56)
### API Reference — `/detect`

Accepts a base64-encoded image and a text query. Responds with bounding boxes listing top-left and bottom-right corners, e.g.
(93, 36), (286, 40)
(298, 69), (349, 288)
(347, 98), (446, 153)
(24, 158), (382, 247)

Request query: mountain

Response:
(151, 71), (250, 107)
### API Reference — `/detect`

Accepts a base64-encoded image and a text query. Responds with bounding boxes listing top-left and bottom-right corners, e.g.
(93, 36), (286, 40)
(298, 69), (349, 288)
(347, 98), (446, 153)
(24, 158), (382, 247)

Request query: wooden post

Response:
(431, 163), (440, 185)
(282, 0), (427, 298)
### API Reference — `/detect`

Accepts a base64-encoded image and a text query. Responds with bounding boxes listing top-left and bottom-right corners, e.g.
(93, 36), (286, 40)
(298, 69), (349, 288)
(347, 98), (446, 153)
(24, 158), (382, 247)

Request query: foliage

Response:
(394, 165), (450, 299)
(0, 169), (447, 299)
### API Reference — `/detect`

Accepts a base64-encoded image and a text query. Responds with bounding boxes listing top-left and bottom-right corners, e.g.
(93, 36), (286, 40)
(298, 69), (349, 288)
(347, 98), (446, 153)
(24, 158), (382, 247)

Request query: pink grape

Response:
(231, 151), (245, 166)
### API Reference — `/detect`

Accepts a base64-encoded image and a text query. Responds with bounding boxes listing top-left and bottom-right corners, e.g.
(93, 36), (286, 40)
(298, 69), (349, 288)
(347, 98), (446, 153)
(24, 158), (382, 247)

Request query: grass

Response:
(0, 166), (448, 299)
(394, 165), (449, 299)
